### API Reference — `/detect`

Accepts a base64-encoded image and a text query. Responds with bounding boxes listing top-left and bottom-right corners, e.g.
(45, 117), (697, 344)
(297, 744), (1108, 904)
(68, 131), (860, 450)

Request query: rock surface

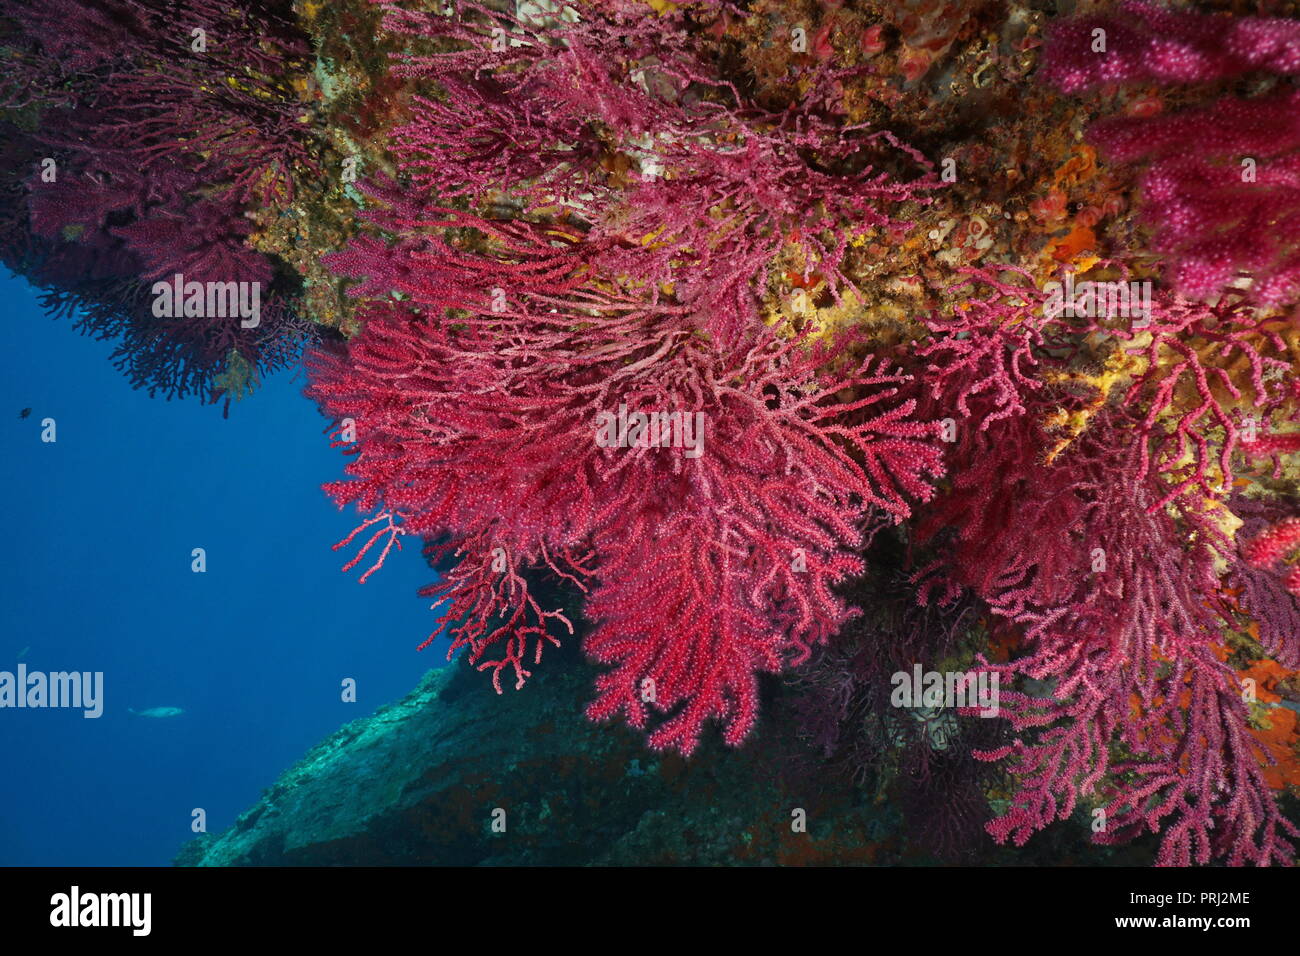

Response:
(177, 640), (887, 865)
(176, 635), (1150, 866)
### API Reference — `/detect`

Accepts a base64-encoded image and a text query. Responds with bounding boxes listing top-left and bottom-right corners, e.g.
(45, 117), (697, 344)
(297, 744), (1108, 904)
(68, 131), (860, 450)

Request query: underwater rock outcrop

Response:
(172, 656), (1118, 866)
(178, 647), (903, 866)
(176, 581), (1155, 867)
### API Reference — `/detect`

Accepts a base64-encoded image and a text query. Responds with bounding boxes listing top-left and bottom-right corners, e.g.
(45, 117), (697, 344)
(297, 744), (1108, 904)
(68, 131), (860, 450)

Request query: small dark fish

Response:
(19, 408), (31, 419)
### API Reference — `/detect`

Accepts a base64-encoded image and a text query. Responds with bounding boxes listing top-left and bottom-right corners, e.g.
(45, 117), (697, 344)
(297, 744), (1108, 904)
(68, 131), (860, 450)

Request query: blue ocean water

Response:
(0, 273), (443, 866)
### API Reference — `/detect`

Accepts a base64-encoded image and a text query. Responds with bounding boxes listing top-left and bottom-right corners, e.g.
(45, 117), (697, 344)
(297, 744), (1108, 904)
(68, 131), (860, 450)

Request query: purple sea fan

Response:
(377, 0), (718, 210)
(922, 266), (1293, 511)
(6, 0), (146, 73)
(912, 265), (1297, 862)
(918, 393), (1297, 864)
(372, 0), (937, 342)
(1042, 4), (1300, 305)
(916, 266), (1073, 431)
(13, 0), (318, 206)
(789, 573), (1007, 861)
(3, 0), (318, 405)
(307, 185), (946, 753)
(18, 163), (303, 406)
(596, 123), (937, 336)
(1102, 292), (1293, 508)
(111, 201), (273, 289)
(1039, 0), (1300, 93)
(1090, 91), (1300, 304)
(1228, 495), (1300, 668)
(391, 77), (604, 207)
(25, 170), (152, 242)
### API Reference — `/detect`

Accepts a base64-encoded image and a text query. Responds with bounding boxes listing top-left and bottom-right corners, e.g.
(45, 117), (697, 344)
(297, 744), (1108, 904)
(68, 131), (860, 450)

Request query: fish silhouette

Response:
(128, 706), (185, 719)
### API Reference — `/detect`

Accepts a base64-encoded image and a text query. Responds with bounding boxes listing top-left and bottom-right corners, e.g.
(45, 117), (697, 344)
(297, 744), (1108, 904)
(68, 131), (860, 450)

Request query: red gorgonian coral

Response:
(6, 0), (1300, 873)
(911, 265), (1299, 865)
(1, 0), (318, 405)
(1039, 0), (1300, 93)
(308, 192), (942, 752)
(1043, 1), (1300, 305)
(378, 0), (937, 332)
(302, 0), (947, 754)
(294, 1), (1300, 866)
